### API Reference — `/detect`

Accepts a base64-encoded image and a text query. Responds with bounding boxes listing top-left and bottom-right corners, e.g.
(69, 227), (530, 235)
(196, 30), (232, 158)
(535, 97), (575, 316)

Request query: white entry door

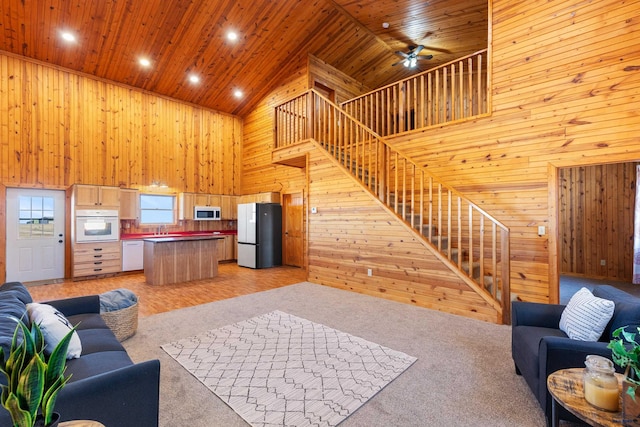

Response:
(6, 188), (66, 282)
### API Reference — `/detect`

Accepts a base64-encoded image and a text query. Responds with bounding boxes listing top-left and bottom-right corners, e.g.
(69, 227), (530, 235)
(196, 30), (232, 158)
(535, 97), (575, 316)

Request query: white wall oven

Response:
(75, 209), (119, 242)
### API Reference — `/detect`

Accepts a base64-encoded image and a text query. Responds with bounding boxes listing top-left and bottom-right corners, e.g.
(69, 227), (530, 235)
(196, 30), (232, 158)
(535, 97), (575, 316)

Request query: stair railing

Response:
(275, 89), (510, 323)
(341, 49), (488, 137)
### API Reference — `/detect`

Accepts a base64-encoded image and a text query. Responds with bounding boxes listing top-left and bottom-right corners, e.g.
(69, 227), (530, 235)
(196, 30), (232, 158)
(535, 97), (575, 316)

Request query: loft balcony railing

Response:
(275, 89), (510, 323)
(340, 49), (488, 137)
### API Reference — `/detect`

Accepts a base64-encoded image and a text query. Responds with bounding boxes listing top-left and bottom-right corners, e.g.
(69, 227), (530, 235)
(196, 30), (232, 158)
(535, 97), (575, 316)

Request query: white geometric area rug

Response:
(161, 310), (417, 427)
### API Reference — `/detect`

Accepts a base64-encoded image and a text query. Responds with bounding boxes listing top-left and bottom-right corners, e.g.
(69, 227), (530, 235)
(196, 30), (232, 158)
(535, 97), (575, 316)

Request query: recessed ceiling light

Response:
(188, 74), (200, 84)
(227, 31), (238, 42)
(139, 57), (151, 67)
(60, 31), (76, 43)
(233, 89), (243, 98)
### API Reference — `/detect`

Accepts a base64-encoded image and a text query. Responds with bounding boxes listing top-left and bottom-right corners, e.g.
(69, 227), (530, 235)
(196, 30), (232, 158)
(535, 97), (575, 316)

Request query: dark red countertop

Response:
(121, 230), (236, 240)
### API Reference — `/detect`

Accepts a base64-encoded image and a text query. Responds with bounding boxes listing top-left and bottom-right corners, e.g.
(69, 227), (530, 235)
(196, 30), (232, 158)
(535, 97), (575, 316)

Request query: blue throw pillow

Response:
(0, 282), (33, 305)
(0, 294), (30, 360)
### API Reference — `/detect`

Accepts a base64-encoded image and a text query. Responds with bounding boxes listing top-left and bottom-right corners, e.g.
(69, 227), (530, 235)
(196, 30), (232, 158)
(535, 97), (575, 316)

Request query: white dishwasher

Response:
(122, 240), (144, 271)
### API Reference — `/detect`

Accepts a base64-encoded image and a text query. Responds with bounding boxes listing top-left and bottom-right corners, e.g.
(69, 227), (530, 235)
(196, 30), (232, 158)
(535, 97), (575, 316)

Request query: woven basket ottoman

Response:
(99, 288), (139, 342)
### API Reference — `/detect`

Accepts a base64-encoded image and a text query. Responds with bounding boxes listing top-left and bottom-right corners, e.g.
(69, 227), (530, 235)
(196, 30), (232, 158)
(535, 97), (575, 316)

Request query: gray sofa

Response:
(512, 285), (640, 425)
(0, 281), (160, 427)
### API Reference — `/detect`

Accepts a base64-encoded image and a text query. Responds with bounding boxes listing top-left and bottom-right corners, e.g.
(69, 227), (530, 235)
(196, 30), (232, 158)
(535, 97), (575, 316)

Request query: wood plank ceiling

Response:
(0, 0), (487, 117)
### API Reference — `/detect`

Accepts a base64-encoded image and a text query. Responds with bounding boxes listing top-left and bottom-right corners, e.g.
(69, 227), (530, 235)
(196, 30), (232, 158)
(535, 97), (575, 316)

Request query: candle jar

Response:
(583, 355), (620, 412)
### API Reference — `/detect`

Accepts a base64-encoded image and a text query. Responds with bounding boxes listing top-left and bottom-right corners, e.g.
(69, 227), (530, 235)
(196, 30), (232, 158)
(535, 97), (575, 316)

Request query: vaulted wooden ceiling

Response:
(0, 0), (487, 117)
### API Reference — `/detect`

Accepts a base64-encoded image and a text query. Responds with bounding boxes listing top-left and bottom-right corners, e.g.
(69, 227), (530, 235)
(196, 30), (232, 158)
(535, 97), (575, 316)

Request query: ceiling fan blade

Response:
(416, 54), (434, 60)
(394, 50), (409, 58)
(420, 46), (451, 54)
(412, 45), (425, 55)
(392, 59), (405, 66)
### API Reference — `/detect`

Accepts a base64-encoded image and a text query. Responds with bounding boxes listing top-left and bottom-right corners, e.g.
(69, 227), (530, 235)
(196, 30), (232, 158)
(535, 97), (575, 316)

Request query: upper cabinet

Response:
(74, 184), (120, 209)
(194, 194), (221, 207)
(238, 192), (280, 204)
(178, 193), (195, 220)
(221, 195), (237, 220)
(179, 193), (237, 220)
(119, 189), (139, 220)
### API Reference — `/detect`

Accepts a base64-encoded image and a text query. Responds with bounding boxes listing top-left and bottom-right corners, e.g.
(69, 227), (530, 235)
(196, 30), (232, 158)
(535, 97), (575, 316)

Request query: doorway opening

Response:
(313, 82), (335, 103)
(552, 161), (639, 303)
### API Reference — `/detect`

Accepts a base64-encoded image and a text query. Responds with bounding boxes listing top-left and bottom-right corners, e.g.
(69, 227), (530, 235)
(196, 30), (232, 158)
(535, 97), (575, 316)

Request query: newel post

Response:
(306, 91), (314, 140)
(501, 228), (511, 325)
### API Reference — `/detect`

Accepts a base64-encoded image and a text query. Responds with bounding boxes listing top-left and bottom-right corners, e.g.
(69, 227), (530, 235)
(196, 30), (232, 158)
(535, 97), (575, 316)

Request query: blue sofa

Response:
(0, 281), (160, 427)
(512, 285), (640, 425)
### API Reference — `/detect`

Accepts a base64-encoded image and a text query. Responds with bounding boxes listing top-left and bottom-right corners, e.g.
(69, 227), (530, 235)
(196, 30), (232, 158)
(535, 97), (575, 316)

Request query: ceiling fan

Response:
(392, 45), (433, 68)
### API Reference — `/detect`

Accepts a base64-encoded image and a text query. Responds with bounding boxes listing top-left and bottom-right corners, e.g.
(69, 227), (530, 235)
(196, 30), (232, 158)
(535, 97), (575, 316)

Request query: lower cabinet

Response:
(225, 235), (236, 260)
(217, 235), (237, 262)
(73, 241), (122, 278)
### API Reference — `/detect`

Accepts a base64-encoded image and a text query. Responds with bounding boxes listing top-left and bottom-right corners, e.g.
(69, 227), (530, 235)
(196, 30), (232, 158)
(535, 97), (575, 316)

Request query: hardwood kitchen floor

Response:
(26, 263), (308, 318)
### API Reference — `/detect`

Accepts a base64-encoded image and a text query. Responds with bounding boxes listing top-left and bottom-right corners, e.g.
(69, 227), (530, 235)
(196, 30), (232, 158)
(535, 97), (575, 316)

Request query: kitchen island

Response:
(143, 235), (224, 285)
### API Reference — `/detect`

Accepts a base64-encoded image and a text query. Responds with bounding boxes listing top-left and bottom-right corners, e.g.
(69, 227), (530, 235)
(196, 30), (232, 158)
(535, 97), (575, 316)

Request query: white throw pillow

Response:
(26, 303), (82, 359)
(559, 287), (615, 341)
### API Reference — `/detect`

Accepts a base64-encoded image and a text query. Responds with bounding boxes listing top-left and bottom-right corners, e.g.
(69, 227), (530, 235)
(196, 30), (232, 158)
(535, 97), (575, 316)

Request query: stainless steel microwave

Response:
(194, 206), (221, 220)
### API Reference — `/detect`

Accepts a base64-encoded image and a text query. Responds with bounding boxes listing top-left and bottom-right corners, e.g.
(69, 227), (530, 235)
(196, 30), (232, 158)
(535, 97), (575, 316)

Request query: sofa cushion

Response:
(513, 325), (568, 380)
(76, 328), (125, 355)
(593, 285), (640, 339)
(67, 313), (112, 331)
(64, 350), (133, 383)
(559, 287), (614, 341)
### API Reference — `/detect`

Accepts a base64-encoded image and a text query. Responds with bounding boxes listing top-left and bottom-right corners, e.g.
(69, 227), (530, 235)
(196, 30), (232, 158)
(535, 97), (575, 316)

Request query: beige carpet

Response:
(124, 282), (546, 427)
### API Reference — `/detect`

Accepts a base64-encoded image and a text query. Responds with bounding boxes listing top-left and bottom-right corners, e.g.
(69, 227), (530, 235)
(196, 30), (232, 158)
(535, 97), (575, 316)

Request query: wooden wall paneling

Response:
(0, 53), (242, 194)
(307, 55), (371, 104)
(558, 162), (637, 281)
(241, 69), (308, 196)
(381, 0), (640, 302)
(0, 184), (5, 281)
(306, 147), (498, 323)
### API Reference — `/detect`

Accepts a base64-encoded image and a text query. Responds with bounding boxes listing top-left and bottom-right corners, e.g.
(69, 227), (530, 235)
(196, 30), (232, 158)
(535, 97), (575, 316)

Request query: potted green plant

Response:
(0, 316), (74, 427)
(608, 326), (640, 424)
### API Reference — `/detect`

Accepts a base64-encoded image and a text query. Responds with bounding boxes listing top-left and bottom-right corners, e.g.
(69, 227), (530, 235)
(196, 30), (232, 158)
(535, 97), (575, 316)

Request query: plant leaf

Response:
(44, 328), (73, 384)
(42, 374), (71, 425)
(2, 392), (33, 427)
(16, 353), (45, 420)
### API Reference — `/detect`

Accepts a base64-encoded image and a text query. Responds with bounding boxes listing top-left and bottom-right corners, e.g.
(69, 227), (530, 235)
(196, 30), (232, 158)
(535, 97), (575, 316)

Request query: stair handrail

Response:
(340, 49), (489, 137)
(275, 89), (510, 323)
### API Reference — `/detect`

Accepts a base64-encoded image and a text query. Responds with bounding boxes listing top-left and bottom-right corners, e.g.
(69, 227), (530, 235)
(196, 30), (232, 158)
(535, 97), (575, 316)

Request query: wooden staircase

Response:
(274, 89), (510, 323)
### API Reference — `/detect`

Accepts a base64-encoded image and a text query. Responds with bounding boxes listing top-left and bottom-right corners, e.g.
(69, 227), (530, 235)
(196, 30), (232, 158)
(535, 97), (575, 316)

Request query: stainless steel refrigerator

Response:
(237, 202), (282, 269)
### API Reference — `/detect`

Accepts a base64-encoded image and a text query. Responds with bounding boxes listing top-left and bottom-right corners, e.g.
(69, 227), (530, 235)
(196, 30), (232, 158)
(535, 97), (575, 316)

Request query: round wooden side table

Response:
(547, 368), (624, 427)
(59, 421), (105, 427)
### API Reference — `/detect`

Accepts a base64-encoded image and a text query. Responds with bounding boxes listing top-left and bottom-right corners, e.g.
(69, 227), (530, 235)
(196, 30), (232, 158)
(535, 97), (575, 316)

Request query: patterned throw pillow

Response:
(26, 303), (82, 359)
(560, 287), (615, 341)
